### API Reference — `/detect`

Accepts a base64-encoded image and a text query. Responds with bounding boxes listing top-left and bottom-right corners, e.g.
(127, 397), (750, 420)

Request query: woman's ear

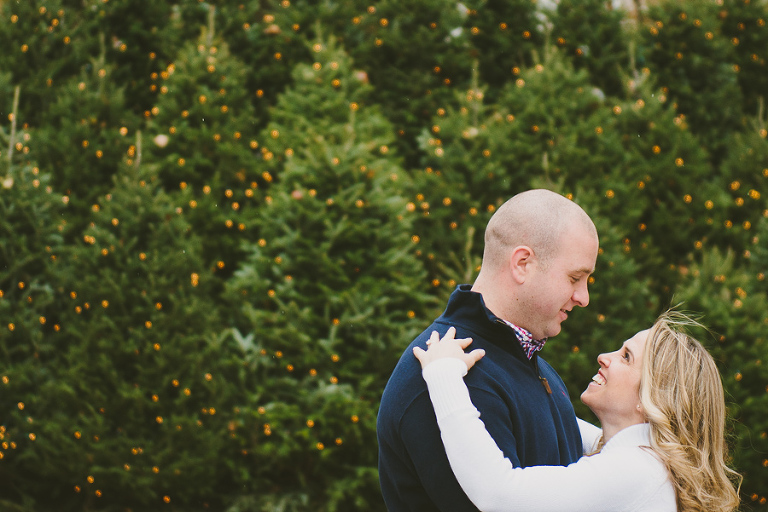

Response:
(509, 246), (533, 284)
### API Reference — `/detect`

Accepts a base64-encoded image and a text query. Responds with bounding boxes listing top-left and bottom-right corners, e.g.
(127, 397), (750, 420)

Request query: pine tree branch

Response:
(462, 225), (477, 284)
(135, 130), (143, 169)
(7, 85), (20, 171)
(207, 4), (215, 48)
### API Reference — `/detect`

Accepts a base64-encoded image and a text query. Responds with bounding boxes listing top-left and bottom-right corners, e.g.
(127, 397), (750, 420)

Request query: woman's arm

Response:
(422, 358), (583, 511)
(577, 417), (602, 454)
(417, 332), (670, 512)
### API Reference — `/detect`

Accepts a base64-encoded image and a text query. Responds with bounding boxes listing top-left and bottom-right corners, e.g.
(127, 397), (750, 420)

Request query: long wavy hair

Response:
(639, 310), (741, 512)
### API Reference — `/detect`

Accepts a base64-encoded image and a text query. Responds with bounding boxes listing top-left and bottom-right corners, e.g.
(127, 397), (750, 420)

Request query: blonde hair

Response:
(639, 310), (741, 512)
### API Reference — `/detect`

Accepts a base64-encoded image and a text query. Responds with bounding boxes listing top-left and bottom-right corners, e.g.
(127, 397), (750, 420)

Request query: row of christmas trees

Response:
(1, 0), (767, 510)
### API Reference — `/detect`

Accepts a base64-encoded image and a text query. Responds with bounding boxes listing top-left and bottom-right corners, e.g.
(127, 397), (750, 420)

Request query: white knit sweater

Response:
(422, 358), (676, 512)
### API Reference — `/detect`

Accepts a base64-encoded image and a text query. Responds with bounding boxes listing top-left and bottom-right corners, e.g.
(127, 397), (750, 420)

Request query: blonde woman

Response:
(414, 311), (740, 512)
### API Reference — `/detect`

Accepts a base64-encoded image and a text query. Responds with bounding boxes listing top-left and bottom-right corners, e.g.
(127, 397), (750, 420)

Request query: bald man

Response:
(377, 189), (599, 511)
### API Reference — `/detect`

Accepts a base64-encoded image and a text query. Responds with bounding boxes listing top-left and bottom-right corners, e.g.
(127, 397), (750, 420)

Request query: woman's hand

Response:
(413, 326), (485, 371)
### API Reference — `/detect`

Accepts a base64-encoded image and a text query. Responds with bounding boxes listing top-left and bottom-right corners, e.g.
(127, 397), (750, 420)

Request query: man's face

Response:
(519, 225), (598, 340)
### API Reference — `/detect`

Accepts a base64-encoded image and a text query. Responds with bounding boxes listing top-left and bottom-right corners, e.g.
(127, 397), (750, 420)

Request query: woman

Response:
(413, 311), (740, 512)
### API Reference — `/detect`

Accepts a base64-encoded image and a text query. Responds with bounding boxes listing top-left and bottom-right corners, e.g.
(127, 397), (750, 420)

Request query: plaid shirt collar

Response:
(501, 319), (547, 359)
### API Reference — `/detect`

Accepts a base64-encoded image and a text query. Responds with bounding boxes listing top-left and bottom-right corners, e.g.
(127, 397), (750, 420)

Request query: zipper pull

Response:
(539, 376), (552, 395)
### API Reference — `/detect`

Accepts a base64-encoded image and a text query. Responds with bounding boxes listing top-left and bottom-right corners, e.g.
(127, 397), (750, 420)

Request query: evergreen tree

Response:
(584, 73), (723, 294)
(1, 1), (768, 509)
(184, 0), (315, 123)
(2, 147), (249, 510)
(410, 66), (518, 286)
(716, 118), (768, 259)
(719, 0), (768, 121)
(639, 0), (744, 162)
(27, 35), (140, 227)
(0, 0), (82, 126)
(673, 247), (768, 511)
(222, 38), (433, 510)
(342, 0), (474, 166)
(0, 87), (69, 507)
(550, 0), (631, 96)
(91, 0), (192, 113)
(142, 13), (264, 287)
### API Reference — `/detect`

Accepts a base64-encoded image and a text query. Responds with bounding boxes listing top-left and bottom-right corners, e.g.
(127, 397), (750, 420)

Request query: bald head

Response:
(483, 189), (597, 271)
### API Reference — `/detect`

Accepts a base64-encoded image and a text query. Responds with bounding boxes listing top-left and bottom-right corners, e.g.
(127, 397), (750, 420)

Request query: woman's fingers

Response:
(413, 327), (481, 370)
(466, 348), (486, 369)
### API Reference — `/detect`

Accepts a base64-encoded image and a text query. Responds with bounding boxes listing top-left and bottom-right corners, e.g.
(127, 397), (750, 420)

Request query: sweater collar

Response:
(440, 285), (527, 360)
(499, 319), (547, 359)
(442, 284), (547, 361)
(602, 423), (652, 452)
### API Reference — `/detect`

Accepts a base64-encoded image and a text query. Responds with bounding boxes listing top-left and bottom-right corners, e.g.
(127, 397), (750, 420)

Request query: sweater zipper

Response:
(533, 355), (553, 395)
(495, 319), (552, 395)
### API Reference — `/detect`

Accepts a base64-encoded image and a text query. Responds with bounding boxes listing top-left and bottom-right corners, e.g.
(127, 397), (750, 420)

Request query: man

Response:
(377, 189), (599, 511)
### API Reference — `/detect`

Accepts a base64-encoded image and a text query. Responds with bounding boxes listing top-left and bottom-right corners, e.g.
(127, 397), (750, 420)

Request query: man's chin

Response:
(545, 323), (562, 339)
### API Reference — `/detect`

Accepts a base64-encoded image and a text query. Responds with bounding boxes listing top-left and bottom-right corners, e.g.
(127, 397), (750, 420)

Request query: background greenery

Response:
(1, 0), (766, 510)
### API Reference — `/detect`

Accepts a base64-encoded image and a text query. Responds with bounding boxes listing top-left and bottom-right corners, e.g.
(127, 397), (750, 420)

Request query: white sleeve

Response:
(577, 417), (602, 454)
(422, 359), (669, 512)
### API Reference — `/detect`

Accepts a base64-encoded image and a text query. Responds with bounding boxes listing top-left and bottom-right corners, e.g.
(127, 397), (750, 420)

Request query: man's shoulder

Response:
(380, 342), (427, 409)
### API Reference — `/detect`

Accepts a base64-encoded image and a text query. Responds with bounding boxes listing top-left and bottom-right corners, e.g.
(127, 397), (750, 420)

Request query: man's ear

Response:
(509, 246), (533, 284)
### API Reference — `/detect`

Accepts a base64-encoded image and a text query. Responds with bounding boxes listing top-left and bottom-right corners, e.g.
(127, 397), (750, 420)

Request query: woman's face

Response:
(581, 329), (649, 429)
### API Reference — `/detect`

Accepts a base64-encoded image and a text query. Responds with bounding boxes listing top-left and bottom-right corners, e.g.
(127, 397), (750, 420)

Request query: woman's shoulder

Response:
(596, 425), (669, 484)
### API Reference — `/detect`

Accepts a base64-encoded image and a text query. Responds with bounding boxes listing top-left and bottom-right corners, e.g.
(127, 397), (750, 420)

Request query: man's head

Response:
(472, 189), (599, 340)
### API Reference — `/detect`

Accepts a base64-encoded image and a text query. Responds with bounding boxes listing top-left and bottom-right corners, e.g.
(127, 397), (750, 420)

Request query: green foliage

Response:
(639, 0), (745, 162)
(0, 0), (84, 125)
(16, 35), (141, 229)
(338, 0), (474, 166)
(2, 0), (768, 509)
(143, 31), (258, 191)
(89, 0), (186, 112)
(550, 0), (631, 96)
(140, 25), (263, 284)
(0, 87), (67, 375)
(183, 0), (313, 120)
(217, 40), (435, 510)
(673, 248), (768, 511)
(716, 120), (768, 256)
(719, 0), (768, 119)
(460, 0), (544, 92)
(2, 158), (250, 509)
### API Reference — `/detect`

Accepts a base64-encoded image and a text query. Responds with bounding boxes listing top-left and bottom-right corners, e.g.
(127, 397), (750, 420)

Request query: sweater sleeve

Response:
(421, 359), (672, 512)
(577, 417), (602, 454)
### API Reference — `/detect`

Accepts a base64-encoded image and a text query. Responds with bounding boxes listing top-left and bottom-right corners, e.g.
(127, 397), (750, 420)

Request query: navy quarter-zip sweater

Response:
(377, 285), (582, 511)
